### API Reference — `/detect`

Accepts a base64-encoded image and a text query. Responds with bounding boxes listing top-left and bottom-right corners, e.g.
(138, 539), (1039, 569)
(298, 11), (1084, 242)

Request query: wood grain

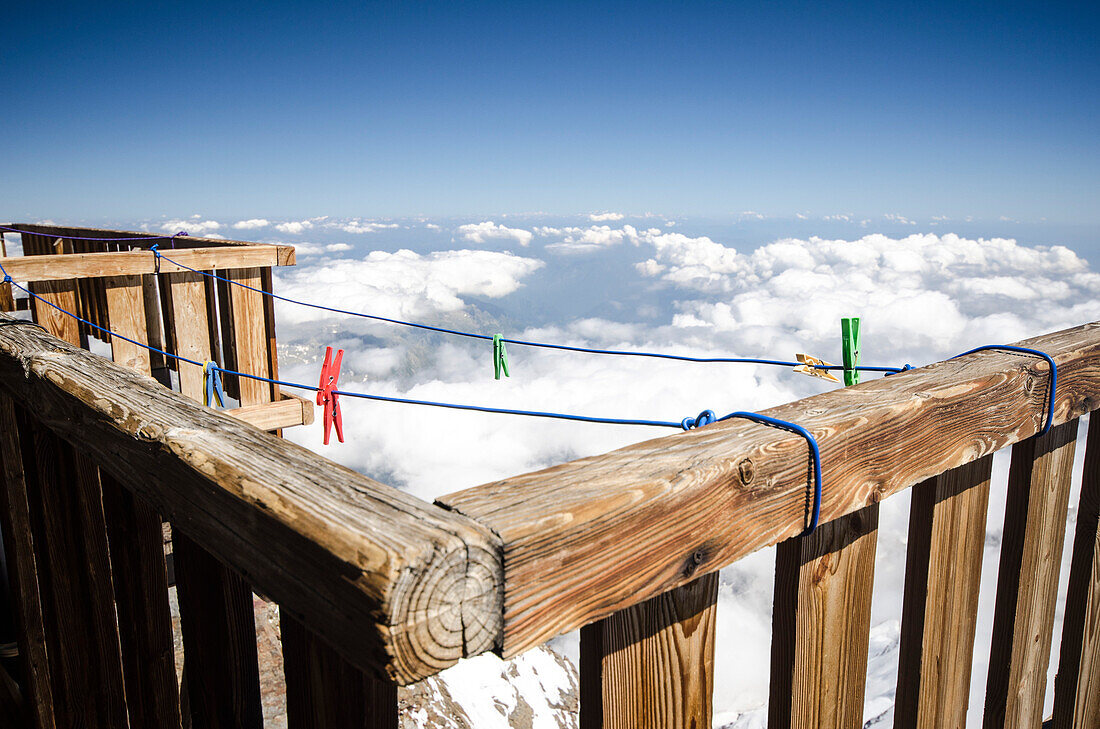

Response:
(895, 455), (993, 729)
(0, 313), (502, 684)
(9, 223), (295, 264)
(0, 246), (287, 283)
(1052, 415), (1100, 728)
(579, 572), (717, 729)
(769, 505), (879, 729)
(0, 396), (55, 729)
(105, 275), (152, 372)
(225, 392), (314, 431)
(167, 272), (214, 400)
(984, 419), (1079, 729)
(282, 614), (399, 729)
(226, 268), (273, 406)
(439, 322), (1100, 656)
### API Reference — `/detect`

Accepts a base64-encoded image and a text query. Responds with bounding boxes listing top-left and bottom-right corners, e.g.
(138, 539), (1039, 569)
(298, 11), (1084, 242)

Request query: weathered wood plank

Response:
(224, 392), (314, 431)
(0, 246), (288, 283)
(439, 323), (1100, 656)
(102, 278), (183, 729)
(174, 532), (263, 729)
(895, 455), (993, 729)
(10, 223), (295, 264)
(167, 272), (213, 400)
(1052, 415), (1100, 728)
(28, 280), (84, 348)
(0, 314), (502, 685)
(282, 614), (399, 729)
(226, 268), (273, 406)
(579, 572), (717, 729)
(769, 505), (879, 729)
(984, 419), (1080, 729)
(20, 409), (129, 728)
(0, 395), (55, 729)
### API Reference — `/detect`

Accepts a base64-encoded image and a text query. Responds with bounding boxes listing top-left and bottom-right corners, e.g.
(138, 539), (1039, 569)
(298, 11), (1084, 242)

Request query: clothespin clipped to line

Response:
(841, 317), (861, 387)
(793, 353), (841, 384)
(203, 361), (226, 408)
(493, 334), (510, 380)
(317, 346), (344, 445)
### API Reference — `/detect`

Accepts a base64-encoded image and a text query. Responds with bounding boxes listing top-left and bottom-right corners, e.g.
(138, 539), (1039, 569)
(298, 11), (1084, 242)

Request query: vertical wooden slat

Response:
(227, 268), (273, 405)
(259, 267), (281, 401)
(141, 274), (171, 385)
(174, 533), (263, 729)
(895, 455), (993, 729)
(769, 504), (880, 729)
(281, 613), (398, 729)
(19, 409), (129, 728)
(0, 232), (13, 311)
(0, 396), (55, 729)
(984, 419), (1079, 729)
(215, 275), (239, 400)
(1052, 415), (1100, 728)
(578, 571), (718, 729)
(28, 280), (85, 349)
(165, 275), (263, 729)
(103, 275), (182, 729)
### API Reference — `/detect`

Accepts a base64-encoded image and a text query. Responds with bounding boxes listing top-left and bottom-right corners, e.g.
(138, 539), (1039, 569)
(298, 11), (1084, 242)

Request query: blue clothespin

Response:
(203, 361), (226, 408)
(493, 334), (510, 380)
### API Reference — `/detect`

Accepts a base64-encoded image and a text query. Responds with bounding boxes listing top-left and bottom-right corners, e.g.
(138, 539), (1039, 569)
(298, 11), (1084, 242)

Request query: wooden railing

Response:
(0, 225), (1097, 728)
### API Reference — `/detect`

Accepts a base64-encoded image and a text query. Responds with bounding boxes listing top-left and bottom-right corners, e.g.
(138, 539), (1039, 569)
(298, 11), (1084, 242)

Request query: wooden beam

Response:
(282, 614), (398, 729)
(224, 391), (314, 431)
(226, 268), (273, 406)
(1, 246), (290, 283)
(984, 419), (1079, 729)
(8, 223), (296, 265)
(1051, 415), (1100, 729)
(438, 322), (1100, 656)
(895, 456), (993, 729)
(579, 572), (717, 729)
(769, 505), (879, 729)
(0, 314), (502, 685)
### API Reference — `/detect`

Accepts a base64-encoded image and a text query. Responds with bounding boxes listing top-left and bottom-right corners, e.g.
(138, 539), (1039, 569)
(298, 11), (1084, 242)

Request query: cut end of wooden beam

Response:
(224, 391), (314, 431)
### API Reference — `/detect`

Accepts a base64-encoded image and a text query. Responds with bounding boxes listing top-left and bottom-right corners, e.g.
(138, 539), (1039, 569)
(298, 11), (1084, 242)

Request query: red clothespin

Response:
(317, 346), (344, 445)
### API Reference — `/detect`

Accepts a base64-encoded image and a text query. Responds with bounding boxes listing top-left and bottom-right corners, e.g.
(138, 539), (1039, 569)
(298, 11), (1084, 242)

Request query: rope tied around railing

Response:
(951, 345), (1057, 435)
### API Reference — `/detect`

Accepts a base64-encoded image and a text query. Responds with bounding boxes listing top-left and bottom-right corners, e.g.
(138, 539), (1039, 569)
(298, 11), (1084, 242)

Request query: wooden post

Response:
(102, 275), (182, 729)
(579, 571), (718, 729)
(1052, 415), (1100, 728)
(984, 419), (1079, 729)
(282, 614), (398, 729)
(769, 504), (879, 729)
(895, 455), (993, 729)
(226, 268), (274, 406)
(0, 396), (55, 729)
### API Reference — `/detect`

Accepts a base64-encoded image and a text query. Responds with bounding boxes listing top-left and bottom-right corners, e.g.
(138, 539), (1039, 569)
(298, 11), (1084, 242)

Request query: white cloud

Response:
(588, 212), (624, 221)
(884, 213), (917, 225)
(273, 248), (544, 327)
(275, 220), (314, 234)
(457, 221), (534, 247)
(333, 221), (401, 234)
(161, 219), (220, 234)
(232, 218), (270, 230)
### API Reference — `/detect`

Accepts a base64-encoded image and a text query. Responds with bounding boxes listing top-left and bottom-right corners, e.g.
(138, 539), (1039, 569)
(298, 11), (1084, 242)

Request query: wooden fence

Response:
(0, 225), (1097, 728)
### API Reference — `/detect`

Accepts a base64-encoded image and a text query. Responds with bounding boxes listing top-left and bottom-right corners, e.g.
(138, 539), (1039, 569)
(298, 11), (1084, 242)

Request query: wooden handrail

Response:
(0, 246), (294, 282)
(438, 322), (1100, 656)
(7, 222), (295, 255)
(0, 314), (501, 685)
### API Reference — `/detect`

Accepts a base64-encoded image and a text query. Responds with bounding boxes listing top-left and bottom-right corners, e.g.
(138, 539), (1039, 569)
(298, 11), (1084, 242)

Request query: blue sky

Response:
(3, 1), (1098, 223)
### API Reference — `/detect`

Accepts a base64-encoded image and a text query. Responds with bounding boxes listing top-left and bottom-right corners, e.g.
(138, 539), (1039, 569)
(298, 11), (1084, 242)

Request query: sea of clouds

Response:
(51, 213), (1100, 727)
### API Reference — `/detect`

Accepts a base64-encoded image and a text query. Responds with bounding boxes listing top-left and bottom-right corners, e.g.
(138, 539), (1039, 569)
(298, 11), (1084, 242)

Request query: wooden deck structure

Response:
(0, 224), (1097, 728)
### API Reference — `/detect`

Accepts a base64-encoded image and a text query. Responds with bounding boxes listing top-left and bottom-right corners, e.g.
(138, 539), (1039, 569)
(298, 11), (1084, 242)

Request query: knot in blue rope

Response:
(681, 409), (717, 430)
(2, 275), (10, 284)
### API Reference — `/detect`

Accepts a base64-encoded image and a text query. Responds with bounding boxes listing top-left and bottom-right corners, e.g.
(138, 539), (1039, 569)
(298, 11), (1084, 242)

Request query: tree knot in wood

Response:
(738, 458), (755, 485)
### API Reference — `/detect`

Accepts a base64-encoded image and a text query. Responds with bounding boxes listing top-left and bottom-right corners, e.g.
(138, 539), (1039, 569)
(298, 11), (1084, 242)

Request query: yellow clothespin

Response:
(793, 353), (842, 384)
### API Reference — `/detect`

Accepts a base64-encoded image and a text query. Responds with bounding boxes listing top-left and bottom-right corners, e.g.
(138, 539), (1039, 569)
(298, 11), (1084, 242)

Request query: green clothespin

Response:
(493, 334), (510, 380)
(841, 317), (861, 387)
